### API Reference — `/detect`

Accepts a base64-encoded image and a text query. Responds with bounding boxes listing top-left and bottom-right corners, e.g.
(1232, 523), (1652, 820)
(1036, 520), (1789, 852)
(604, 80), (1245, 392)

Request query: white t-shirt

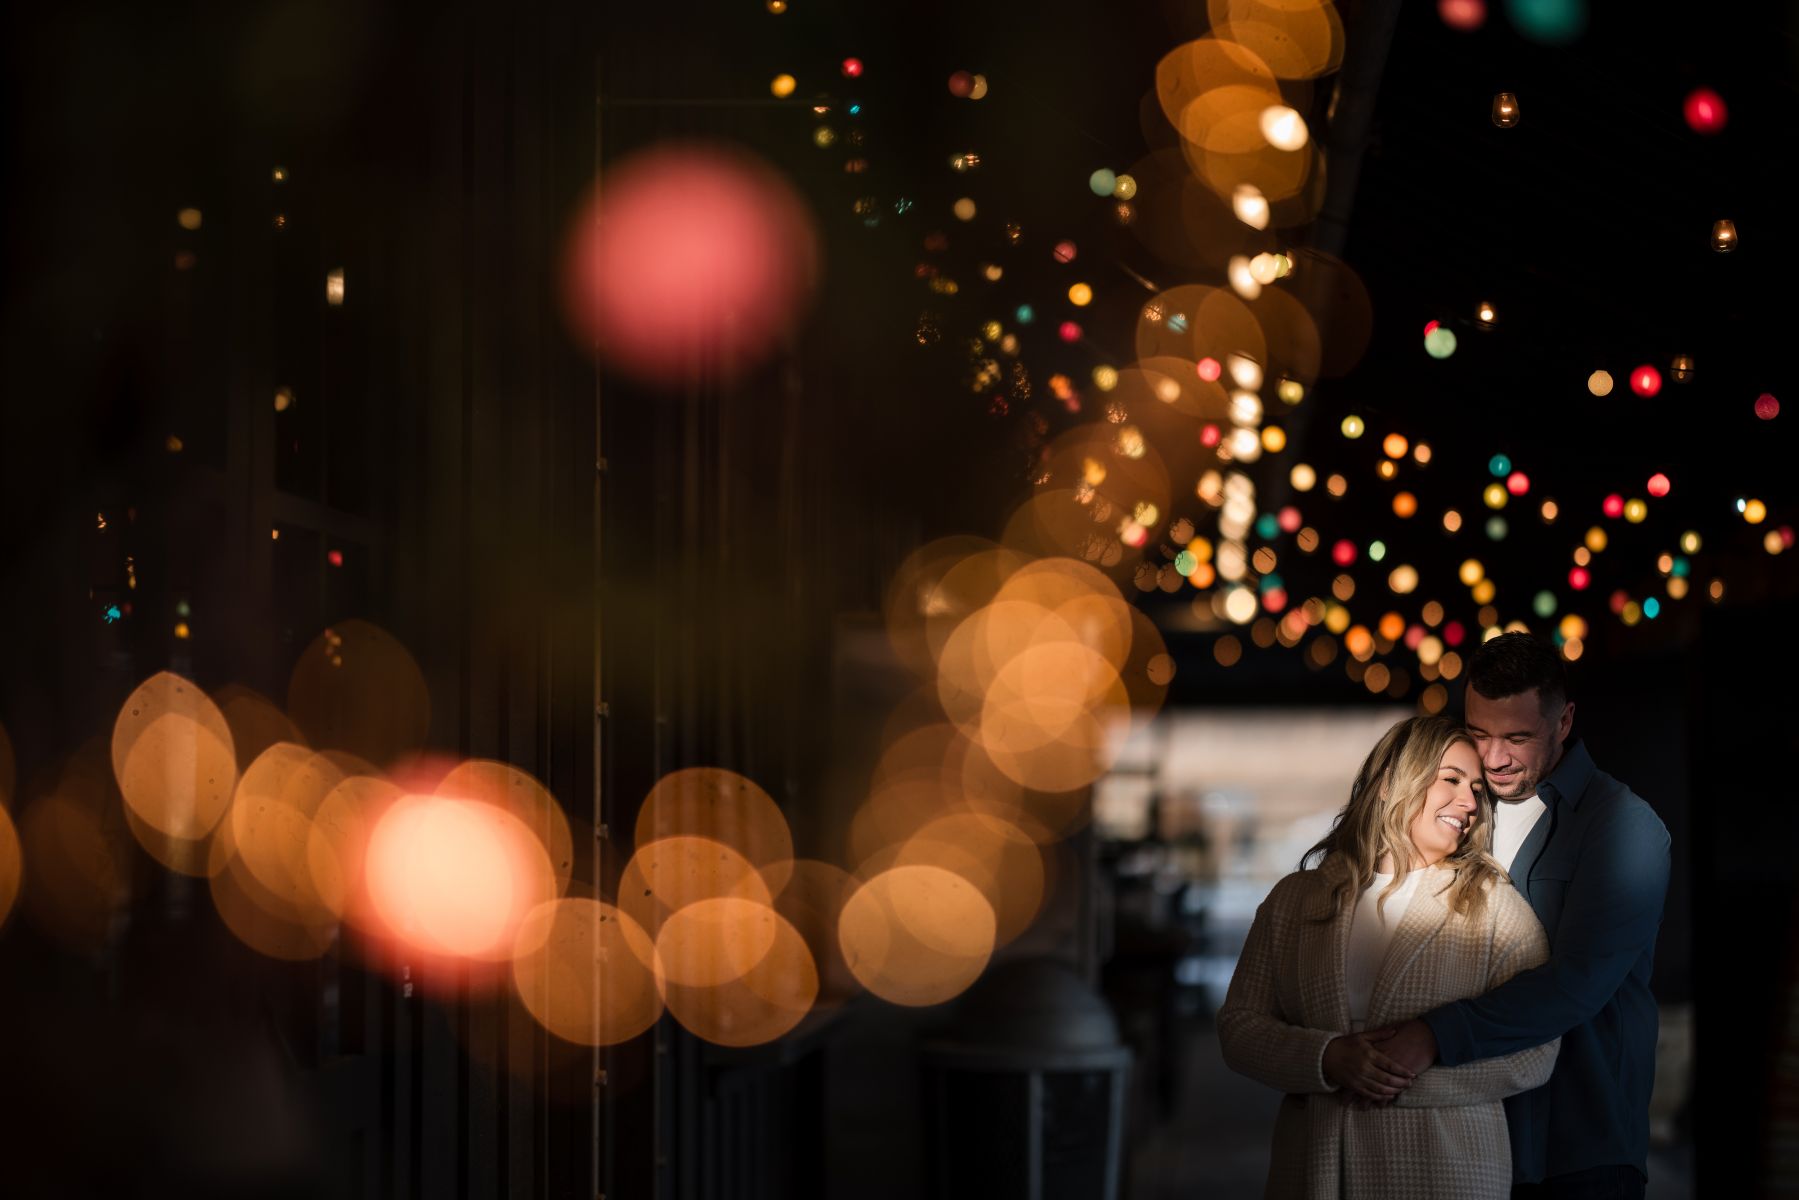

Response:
(1491, 794), (1548, 873)
(1346, 870), (1426, 1029)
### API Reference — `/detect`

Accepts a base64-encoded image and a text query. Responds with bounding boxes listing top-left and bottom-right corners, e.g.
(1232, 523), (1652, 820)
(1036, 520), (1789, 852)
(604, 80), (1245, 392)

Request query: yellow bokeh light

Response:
(1744, 499), (1768, 524)
(839, 865), (995, 1007)
(1262, 426), (1287, 453)
(1290, 463), (1316, 491)
(1383, 433), (1409, 459)
(1068, 282), (1093, 306)
(1483, 483), (1508, 510)
(177, 207), (203, 230)
(1624, 499), (1648, 524)
(513, 899), (662, 1046)
(1393, 492), (1418, 518)
(772, 74), (797, 98)
(953, 197), (976, 221)
(1681, 530), (1702, 554)
(1341, 415), (1365, 439)
(1443, 509), (1463, 533)
(1388, 565), (1419, 595)
(1459, 559), (1485, 587)
(1588, 371), (1613, 397)
(1586, 527), (1608, 553)
(1472, 579), (1496, 605)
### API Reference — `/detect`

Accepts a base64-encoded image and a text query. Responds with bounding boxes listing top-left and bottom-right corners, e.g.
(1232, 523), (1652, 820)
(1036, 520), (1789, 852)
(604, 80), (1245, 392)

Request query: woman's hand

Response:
(1322, 1029), (1416, 1102)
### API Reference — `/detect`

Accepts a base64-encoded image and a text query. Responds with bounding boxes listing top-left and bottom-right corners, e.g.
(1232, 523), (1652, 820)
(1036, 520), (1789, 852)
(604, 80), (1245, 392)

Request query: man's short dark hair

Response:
(1466, 631), (1569, 716)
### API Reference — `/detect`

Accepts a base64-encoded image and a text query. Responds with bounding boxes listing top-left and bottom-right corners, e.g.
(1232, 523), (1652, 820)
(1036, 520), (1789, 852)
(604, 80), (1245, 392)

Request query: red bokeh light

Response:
(1196, 357), (1222, 382)
(1058, 321), (1082, 343)
(561, 144), (820, 388)
(1444, 621), (1466, 647)
(1608, 590), (1629, 615)
(327, 549), (344, 567)
(1647, 473), (1671, 498)
(1506, 471), (1530, 496)
(1331, 539), (1357, 567)
(1756, 393), (1780, 420)
(841, 58), (864, 78)
(1423, 320), (1440, 337)
(1200, 424), (1222, 448)
(948, 71), (974, 98)
(1683, 88), (1727, 135)
(1602, 494), (1625, 519)
(1569, 567), (1591, 591)
(1278, 506), (1302, 533)
(1053, 240), (1077, 263)
(1630, 365), (1662, 397)
(1438, 0), (1486, 29)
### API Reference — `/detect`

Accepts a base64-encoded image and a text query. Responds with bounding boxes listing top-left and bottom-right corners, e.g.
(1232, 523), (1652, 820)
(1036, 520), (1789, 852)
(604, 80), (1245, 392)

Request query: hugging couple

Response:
(1220, 632), (1671, 1199)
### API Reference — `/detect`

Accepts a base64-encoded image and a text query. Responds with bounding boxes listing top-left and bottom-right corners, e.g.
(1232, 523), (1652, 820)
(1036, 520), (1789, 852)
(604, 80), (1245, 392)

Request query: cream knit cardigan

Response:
(1217, 856), (1559, 1199)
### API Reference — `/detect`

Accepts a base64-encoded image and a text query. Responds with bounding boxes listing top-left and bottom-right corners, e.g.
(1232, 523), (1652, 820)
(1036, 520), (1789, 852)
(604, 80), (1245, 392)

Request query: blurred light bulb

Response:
(1232, 184), (1270, 230)
(1259, 105), (1309, 151)
(1492, 92), (1520, 127)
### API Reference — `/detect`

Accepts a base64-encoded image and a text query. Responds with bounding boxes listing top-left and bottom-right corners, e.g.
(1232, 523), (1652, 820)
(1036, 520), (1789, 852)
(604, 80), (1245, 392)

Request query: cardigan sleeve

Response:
(1217, 875), (1341, 1096)
(1395, 888), (1559, 1107)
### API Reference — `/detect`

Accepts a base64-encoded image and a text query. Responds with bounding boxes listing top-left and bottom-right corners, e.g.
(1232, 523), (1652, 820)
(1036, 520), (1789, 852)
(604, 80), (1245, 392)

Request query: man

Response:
(1374, 632), (1671, 1199)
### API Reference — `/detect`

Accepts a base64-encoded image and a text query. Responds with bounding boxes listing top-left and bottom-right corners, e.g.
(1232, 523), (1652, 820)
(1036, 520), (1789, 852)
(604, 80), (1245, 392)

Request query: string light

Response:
(1670, 355), (1694, 382)
(1711, 220), (1738, 252)
(1491, 92), (1520, 127)
(1259, 106), (1309, 151)
(1684, 88), (1727, 134)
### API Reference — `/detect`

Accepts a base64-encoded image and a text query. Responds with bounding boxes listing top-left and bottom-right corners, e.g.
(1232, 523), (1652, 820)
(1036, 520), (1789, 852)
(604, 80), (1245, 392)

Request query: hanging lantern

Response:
(1712, 219), (1738, 252)
(1476, 301), (1497, 328)
(1492, 93), (1520, 127)
(1670, 354), (1694, 382)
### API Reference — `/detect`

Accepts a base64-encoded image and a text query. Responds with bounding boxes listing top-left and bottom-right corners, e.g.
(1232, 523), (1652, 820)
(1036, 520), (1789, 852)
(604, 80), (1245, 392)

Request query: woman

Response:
(1217, 715), (1557, 1199)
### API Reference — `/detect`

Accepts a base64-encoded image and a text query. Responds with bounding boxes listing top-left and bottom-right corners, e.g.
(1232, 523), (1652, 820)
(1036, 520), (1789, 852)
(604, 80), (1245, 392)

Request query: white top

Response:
(1345, 869), (1426, 1028)
(1491, 794), (1548, 873)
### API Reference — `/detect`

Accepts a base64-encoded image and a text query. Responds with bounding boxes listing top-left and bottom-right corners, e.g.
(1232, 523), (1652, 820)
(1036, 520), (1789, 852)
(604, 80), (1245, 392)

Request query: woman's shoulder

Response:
(1262, 860), (1344, 911)
(1473, 870), (1545, 932)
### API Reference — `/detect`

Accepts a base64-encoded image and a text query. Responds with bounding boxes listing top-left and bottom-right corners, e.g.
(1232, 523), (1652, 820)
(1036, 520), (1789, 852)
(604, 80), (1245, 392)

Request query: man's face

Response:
(1464, 686), (1573, 801)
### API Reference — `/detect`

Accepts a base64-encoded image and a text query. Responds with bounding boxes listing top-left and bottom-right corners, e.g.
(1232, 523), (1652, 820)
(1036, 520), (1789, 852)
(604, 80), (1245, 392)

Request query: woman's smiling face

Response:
(1408, 740), (1484, 867)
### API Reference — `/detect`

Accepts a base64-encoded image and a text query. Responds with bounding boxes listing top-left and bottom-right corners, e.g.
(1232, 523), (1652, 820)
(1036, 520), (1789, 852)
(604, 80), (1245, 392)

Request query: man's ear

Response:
(1558, 701), (1576, 742)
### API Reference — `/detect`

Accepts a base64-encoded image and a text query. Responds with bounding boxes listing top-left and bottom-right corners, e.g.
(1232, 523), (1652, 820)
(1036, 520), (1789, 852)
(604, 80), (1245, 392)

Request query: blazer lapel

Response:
(1365, 868), (1450, 1027)
(1296, 858), (1353, 1032)
(1511, 801), (1557, 914)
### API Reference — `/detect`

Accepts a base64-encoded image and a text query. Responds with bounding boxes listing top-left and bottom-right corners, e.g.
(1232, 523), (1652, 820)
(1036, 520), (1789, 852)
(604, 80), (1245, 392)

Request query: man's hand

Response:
(1364, 1018), (1439, 1078)
(1322, 1029), (1416, 1102)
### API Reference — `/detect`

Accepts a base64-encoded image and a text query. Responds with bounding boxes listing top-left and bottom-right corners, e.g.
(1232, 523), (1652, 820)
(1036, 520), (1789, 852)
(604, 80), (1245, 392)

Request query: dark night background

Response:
(2, 0), (1796, 1196)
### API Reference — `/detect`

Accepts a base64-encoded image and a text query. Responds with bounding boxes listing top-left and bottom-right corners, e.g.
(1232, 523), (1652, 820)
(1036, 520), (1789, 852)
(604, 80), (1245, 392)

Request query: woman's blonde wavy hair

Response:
(1301, 714), (1506, 922)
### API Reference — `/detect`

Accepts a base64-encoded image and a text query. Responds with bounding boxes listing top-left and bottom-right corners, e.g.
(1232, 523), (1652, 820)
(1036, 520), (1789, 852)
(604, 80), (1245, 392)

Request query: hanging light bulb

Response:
(1670, 354), (1694, 382)
(1491, 93), (1520, 127)
(1712, 219), (1738, 252)
(1227, 255), (1263, 299)
(1259, 105), (1310, 151)
(1227, 354), (1264, 391)
(1476, 301), (1497, 328)
(1232, 184), (1271, 230)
